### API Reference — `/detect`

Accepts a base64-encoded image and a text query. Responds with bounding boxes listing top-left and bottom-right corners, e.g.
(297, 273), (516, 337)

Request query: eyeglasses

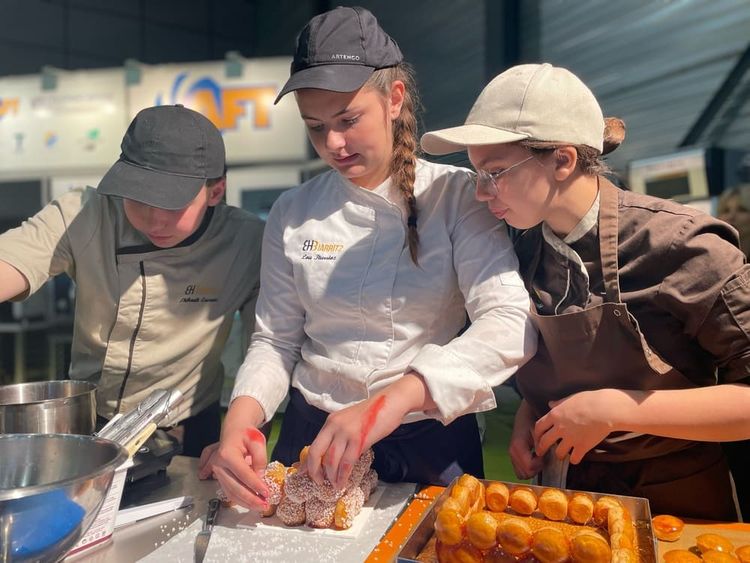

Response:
(475, 155), (535, 198)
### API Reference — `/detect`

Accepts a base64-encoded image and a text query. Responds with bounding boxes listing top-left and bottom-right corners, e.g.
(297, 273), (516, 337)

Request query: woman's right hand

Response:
(508, 399), (543, 480)
(204, 396), (270, 511)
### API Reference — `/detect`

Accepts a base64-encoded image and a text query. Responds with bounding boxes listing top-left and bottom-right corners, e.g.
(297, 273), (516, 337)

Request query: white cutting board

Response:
(227, 486), (385, 539)
(138, 482), (415, 563)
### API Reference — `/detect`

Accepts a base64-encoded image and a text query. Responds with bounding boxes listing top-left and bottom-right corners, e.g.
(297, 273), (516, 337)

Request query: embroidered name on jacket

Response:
(180, 284), (219, 303)
(301, 239), (344, 261)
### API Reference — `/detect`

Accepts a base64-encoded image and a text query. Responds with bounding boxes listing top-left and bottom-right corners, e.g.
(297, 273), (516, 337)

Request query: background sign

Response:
(0, 56), (308, 177)
(0, 69), (126, 174)
(127, 57), (306, 164)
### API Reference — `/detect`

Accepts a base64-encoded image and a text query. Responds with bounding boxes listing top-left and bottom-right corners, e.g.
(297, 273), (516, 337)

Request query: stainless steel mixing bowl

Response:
(0, 434), (128, 563)
(0, 381), (96, 435)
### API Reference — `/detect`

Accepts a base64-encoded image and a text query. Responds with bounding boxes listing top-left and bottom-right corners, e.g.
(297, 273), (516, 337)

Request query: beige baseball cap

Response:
(421, 63), (605, 155)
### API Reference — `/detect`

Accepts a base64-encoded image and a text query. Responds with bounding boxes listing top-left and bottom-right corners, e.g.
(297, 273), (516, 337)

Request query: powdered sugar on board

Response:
(228, 484), (385, 538)
(138, 482), (416, 563)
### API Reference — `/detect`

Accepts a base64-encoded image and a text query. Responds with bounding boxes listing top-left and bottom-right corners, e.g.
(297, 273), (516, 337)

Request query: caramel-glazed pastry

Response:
(652, 514), (685, 542)
(568, 493), (594, 524)
(509, 487), (537, 516)
(532, 527), (571, 563)
(496, 517), (533, 556)
(349, 448), (375, 485)
(456, 473), (486, 514)
(608, 505), (635, 547)
(359, 468), (378, 502)
(305, 496), (336, 528)
(312, 477), (348, 503)
(276, 496), (306, 526)
(538, 488), (568, 521)
(569, 529), (611, 563)
(663, 549), (703, 563)
(702, 550), (741, 563)
(262, 460), (287, 505)
(334, 486), (365, 530)
(485, 481), (510, 512)
(736, 545), (750, 563)
(611, 547), (638, 563)
(466, 511), (499, 550)
(436, 540), (483, 563)
(592, 496), (622, 527)
(283, 470), (315, 504)
(434, 507), (464, 546)
(697, 533), (735, 554)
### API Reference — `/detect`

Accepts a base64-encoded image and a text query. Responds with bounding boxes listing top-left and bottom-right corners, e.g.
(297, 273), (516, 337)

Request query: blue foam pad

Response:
(5, 489), (86, 556)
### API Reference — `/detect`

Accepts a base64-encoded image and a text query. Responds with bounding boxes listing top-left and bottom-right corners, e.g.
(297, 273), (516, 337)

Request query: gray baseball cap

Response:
(98, 105), (226, 210)
(274, 5), (403, 104)
(421, 63), (605, 155)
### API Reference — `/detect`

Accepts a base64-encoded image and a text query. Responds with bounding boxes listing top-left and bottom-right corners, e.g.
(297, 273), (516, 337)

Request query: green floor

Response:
(265, 384), (526, 484)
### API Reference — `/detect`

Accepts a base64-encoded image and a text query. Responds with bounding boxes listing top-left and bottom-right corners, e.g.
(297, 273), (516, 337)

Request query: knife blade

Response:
(194, 497), (220, 563)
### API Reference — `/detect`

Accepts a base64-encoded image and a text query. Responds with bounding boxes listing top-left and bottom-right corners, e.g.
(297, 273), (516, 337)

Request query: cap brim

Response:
(274, 64), (375, 104)
(420, 124), (529, 155)
(97, 160), (206, 210)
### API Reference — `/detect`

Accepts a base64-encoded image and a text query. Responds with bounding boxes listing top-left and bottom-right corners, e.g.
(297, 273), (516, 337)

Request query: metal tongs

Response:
(96, 389), (183, 455)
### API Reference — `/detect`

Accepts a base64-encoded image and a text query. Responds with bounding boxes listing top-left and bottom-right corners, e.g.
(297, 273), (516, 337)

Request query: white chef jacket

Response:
(231, 159), (537, 425)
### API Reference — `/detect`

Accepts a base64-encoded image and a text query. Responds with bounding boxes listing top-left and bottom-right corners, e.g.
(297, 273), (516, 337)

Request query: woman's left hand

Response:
(533, 388), (624, 464)
(306, 372), (433, 489)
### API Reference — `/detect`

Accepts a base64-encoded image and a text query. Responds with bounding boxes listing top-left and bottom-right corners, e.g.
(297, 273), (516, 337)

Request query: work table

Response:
(66, 456), (416, 563)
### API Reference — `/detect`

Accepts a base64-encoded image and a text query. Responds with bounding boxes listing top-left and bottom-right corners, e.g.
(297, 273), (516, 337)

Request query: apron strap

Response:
(598, 178), (621, 303)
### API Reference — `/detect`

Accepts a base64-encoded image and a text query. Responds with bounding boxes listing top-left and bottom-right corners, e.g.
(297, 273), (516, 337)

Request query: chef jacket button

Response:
(613, 309), (622, 317)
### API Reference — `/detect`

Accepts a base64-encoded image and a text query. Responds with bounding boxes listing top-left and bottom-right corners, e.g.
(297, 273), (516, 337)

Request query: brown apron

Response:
(515, 179), (738, 521)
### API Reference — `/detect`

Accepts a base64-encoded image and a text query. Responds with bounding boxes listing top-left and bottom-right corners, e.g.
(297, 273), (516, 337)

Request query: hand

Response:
(306, 373), (431, 489)
(533, 389), (623, 464)
(207, 396), (270, 511)
(198, 442), (220, 479)
(508, 399), (543, 480)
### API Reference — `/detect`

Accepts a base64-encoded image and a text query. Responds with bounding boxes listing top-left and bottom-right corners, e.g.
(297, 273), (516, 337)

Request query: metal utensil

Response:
(97, 389), (182, 447)
(194, 498), (220, 563)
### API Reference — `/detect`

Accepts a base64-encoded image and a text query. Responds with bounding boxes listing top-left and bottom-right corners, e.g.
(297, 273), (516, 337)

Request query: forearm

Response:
(222, 396), (266, 439)
(612, 384), (750, 441)
(0, 260), (30, 302)
(381, 371), (437, 415)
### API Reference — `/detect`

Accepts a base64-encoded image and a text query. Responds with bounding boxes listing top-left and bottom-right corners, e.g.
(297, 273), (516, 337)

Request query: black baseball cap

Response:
(274, 5), (403, 104)
(98, 105), (226, 210)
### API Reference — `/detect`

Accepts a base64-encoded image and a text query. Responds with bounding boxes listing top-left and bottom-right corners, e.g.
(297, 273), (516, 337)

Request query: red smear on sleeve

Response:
(359, 395), (386, 456)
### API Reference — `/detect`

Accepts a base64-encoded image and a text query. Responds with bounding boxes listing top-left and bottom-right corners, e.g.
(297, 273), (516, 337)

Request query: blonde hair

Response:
(520, 117), (626, 176)
(365, 63), (422, 264)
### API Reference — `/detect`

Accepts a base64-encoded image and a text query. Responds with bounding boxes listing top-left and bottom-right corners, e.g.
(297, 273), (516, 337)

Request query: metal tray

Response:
(396, 479), (658, 562)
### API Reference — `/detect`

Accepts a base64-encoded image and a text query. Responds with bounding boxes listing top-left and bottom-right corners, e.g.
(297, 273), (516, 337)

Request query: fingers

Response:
(211, 438), (270, 511)
(308, 422), (359, 490)
(322, 437), (345, 485)
(197, 442), (220, 480)
(242, 428), (268, 475)
(334, 444), (358, 490)
(208, 424), (272, 511)
(554, 437), (574, 461)
(213, 464), (268, 511)
(569, 446), (586, 465)
(509, 444), (542, 480)
(306, 431), (330, 485)
(534, 419), (557, 458)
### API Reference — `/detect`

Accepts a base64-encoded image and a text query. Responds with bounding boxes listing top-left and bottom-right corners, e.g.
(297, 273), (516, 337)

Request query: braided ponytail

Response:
(366, 64), (422, 264)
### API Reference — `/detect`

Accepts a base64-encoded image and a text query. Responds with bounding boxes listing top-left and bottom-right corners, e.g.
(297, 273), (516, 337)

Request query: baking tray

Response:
(396, 479), (658, 562)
